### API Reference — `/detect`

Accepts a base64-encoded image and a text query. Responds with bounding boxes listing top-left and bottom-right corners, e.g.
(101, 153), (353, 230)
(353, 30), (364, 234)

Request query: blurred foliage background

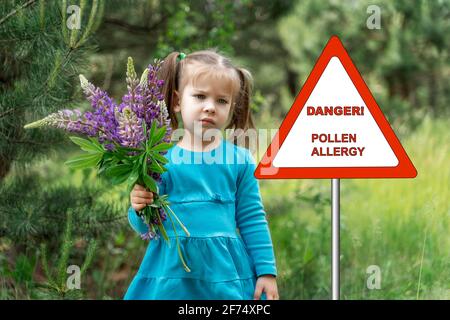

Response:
(0, 0), (448, 299)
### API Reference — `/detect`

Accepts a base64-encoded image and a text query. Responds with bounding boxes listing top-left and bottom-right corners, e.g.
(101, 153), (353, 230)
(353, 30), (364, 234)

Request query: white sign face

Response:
(273, 57), (399, 168)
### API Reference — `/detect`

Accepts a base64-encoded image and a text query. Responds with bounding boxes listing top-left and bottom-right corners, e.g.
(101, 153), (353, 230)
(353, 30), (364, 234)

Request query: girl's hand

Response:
(130, 184), (154, 212)
(253, 274), (279, 300)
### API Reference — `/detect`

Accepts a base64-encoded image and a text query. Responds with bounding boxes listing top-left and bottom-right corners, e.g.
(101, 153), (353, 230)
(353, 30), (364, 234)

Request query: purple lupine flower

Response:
(151, 171), (162, 185)
(104, 143), (115, 151)
(120, 59), (171, 152)
(24, 108), (98, 136)
(26, 60), (171, 148)
(126, 56), (139, 92)
(114, 106), (145, 148)
(24, 58), (191, 271)
(158, 100), (173, 151)
(139, 216), (160, 240)
(151, 207), (167, 225)
(80, 75), (121, 146)
(123, 57), (147, 123)
(158, 207), (167, 222)
(141, 229), (158, 241)
(25, 58), (172, 169)
(139, 60), (167, 129)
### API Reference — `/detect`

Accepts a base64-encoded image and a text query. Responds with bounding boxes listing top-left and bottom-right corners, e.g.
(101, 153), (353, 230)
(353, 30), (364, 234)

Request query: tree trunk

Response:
(0, 157), (11, 181)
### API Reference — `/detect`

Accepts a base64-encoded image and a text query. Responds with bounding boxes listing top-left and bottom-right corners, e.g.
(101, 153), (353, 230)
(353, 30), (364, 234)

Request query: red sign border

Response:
(255, 35), (417, 179)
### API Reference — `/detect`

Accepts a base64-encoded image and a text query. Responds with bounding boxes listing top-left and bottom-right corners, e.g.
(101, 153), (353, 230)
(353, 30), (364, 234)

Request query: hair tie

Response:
(177, 52), (186, 62)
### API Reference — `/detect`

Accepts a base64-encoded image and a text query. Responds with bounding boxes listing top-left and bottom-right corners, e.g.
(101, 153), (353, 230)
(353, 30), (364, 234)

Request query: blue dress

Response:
(124, 138), (277, 300)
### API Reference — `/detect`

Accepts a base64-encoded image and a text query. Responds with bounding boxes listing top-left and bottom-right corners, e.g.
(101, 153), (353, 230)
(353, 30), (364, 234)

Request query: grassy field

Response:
(265, 116), (449, 299)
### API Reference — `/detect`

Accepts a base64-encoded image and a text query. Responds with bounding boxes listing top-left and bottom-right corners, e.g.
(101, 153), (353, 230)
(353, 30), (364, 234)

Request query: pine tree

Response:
(35, 210), (97, 299)
(0, 0), (123, 299)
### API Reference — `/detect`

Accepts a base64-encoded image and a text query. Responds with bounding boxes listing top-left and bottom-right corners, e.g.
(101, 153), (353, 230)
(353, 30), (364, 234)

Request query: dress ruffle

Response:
(124, 275), (260, 300)
(124, 236), (264, 300)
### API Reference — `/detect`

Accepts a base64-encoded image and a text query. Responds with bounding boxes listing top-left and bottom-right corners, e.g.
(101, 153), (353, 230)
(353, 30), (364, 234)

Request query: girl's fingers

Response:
(253, 285), (263, 300)
(141, 191), (153, 199)
(130, 185), (155, 212)
(132, 190), (153, 199)
(133, 203), (147, 212)
(267, 293), (277, 300)
(135, 184), (153, 194)
(134, 184), (145, 191)
(131, 196), (153, 204)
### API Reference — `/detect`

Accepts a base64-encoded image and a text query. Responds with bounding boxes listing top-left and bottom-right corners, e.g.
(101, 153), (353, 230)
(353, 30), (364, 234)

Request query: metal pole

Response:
(332, 178), (340, 300)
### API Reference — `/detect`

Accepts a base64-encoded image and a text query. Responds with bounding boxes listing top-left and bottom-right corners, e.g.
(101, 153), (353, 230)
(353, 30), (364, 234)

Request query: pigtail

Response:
(157, 52), (185, 131)
(226, 67), (257, 150)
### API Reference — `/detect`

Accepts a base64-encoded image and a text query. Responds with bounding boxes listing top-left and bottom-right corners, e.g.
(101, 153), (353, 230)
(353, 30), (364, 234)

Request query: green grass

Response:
(266, 116), (449, 299)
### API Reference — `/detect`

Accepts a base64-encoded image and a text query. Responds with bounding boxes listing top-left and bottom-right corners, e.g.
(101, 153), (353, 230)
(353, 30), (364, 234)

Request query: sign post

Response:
(255, 36), (417, 300)
(332, 178), (340, 300)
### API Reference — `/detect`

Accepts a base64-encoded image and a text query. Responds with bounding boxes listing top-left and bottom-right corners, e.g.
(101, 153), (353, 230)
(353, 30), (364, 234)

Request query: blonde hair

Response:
(157, 48), (256, 147)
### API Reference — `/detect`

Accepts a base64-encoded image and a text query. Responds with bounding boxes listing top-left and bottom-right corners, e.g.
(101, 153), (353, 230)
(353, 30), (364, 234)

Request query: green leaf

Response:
(113, 147), (135, 157)
(98, 166), (106, 176)
(65, 153), (102, 170)
(115, 145), (144, 153)
(143, 121), (148, 139)
(110, 174), (131, 186)
(151, 151), (169, 165)
(142, 153), (148, 176)
(143, 174), (158, 193)
(139, 152), (146, 166)
(101, 152), (112, 160)
(69, 136), (104, 153)
(147, 120), (158, 149)
(88, 137), (106, 152)
(151, 142), (172, 152)
(109, 150), (128, 162)
(148, 162), (164, 174)
(126, 164), (140, 192)
(104, 163), (133, 177)
(127, 169), (139, 188)
(152, 126), (167, 146)
(98, 152), (120, 175)
(156, 209), (169, 242)
(104, 163), (133, 185)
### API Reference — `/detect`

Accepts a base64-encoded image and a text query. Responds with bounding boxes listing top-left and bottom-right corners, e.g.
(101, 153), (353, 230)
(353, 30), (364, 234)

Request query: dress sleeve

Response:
(127, 175), (166, 235)
(235, 149), (277, 277)
(128, 207), (149, 235)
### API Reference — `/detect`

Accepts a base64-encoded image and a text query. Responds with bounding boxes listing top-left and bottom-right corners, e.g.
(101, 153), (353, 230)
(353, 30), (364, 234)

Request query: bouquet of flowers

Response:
(24, 57), (191, 272)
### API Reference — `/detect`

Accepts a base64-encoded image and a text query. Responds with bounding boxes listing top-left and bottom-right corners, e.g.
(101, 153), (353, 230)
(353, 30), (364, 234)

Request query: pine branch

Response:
(0, 108), (14, 119)
(80, 240), (97, 275)
(5, 138), (64, 146)
(0, 0), (37, 26)
(57, 211), (73, 287)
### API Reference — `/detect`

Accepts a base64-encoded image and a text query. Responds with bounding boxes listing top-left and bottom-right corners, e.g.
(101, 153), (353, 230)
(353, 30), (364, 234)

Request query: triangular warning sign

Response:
(255, 36), (417, 179)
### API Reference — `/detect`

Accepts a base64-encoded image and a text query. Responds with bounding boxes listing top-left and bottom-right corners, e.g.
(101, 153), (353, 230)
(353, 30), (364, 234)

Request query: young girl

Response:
(124, 49), (279, 300)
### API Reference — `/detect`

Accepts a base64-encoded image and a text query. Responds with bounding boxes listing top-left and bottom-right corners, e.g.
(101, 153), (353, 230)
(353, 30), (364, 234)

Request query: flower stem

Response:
(164, 204), (190, 237)
(166, 208), (191, 273)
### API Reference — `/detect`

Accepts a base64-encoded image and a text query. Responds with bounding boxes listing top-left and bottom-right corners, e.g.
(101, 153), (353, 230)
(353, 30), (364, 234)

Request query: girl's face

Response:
(173, 71), (234, 139)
